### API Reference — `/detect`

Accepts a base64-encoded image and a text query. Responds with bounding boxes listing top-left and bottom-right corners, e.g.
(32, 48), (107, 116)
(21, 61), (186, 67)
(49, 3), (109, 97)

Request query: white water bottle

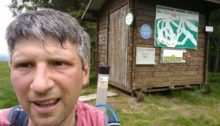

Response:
(96, 66), (110, 105)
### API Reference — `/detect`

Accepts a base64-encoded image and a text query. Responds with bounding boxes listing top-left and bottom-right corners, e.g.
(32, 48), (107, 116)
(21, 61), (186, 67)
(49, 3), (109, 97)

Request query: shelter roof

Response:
(81, 0), (220, 21)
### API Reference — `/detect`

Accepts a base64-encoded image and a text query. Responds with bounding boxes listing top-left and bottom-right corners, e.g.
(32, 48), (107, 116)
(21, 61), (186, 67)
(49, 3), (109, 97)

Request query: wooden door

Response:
(108, 5), (128, 86)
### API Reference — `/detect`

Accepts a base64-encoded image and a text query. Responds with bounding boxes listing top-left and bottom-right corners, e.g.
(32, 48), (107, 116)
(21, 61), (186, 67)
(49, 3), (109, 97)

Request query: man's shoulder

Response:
(0, 107), (12, 114)
(76, 101), (105, 126)
(0, 107), (13, 125)
(77, 100), (104, 115)
(0, 105), (28, 126)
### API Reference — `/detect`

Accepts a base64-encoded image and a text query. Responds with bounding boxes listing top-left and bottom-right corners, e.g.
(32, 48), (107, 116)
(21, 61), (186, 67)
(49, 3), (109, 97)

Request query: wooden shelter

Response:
(82, 0), (220, 93)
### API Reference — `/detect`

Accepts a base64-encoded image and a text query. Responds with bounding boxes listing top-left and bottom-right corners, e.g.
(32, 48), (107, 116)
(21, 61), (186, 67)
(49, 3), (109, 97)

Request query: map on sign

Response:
(154, 5), (199, 49)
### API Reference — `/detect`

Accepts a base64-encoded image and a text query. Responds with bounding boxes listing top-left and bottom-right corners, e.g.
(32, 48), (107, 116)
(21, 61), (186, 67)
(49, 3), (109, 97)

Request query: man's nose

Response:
(30, 64), (53, 94)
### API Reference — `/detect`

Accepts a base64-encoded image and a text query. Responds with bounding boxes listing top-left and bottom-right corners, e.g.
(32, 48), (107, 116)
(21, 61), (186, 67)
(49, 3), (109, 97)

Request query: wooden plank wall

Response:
(97, 0), (128, 66)
(133, 0), (207, 89)
(97, 10), (108, 66)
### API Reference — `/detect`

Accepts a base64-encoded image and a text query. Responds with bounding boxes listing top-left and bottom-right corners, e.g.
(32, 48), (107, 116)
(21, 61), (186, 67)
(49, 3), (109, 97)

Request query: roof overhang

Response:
(81, 0), (220, 21)
(204, 0), (220, 12)
(205, 0), (220, 4)
(81, 0), (106, 21)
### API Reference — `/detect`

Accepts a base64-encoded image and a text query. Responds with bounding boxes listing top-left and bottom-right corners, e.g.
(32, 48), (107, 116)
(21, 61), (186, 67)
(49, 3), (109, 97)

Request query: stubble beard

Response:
(28, 108), (69, 126)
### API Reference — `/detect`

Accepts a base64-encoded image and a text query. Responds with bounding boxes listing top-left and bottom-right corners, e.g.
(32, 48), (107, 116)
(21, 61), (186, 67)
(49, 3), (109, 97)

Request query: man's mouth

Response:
(34, 99), (60, 107)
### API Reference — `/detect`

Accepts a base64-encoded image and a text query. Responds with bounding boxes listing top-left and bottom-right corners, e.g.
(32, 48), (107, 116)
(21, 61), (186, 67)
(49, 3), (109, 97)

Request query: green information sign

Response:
(154, 5), (199, 49)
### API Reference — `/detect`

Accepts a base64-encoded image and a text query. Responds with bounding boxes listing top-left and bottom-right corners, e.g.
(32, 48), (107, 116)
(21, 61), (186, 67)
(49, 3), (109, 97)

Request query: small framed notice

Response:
(136, 47), (155, 65)
(161, 48), (186, 63)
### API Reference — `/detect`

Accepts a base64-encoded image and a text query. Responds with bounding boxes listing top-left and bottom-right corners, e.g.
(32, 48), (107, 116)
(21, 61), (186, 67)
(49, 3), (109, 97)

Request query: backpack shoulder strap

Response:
(96, 104), (120, 126)
(8, 105), (28, 126)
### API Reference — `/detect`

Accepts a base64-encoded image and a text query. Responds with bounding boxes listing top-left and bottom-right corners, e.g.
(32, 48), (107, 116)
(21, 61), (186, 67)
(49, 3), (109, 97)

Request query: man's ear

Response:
(82, 63), (90, 86)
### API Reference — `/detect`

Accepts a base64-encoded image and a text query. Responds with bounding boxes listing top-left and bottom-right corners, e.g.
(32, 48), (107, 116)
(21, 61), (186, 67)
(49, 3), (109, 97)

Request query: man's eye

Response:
(52, 61), (67, 66)
(18, 63), (33, 68)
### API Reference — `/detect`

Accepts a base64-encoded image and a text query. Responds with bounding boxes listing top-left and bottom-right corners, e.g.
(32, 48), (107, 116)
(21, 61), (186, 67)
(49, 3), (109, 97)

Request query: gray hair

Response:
(6, 8), (90, 69)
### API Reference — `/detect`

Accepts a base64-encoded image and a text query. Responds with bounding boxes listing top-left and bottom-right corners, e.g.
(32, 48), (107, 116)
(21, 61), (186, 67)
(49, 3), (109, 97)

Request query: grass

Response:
(1, 61), (220, 125)
(105, 81), (220, 126)
(106, 87), (220, 126)
(0, 61), (18, 108)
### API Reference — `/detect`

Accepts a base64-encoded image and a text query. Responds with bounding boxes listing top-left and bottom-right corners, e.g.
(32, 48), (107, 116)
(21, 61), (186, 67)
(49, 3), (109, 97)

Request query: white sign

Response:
(125, 12), (134, 26)
(205, 26), (213, 32)
(136, 47), (155, 65)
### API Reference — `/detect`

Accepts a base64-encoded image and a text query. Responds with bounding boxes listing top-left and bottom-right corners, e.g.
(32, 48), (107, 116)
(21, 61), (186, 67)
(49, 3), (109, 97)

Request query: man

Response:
(0, 8), (106, 126)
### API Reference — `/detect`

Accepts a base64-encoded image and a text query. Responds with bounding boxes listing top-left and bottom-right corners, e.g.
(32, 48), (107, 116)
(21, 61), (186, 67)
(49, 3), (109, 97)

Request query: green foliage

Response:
(211, 8), (220, 26)
(9, 0), (88, 20)
(89, 62), (97, 85)
(208, 72), (220, 82)
(207, 73), (220, 99)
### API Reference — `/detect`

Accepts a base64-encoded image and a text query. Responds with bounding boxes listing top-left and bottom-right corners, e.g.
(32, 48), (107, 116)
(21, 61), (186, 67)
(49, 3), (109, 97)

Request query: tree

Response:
(209, 8), (220, 72)
(9, 0), (88, 19)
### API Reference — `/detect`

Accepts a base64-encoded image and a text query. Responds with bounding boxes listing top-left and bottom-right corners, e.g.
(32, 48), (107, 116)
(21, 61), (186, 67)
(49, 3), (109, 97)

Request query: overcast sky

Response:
(0, 0), (13, 56)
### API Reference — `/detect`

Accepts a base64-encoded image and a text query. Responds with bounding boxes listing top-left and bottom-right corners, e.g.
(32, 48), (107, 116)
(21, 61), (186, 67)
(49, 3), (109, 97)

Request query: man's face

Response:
(10, 37), (90, 126)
